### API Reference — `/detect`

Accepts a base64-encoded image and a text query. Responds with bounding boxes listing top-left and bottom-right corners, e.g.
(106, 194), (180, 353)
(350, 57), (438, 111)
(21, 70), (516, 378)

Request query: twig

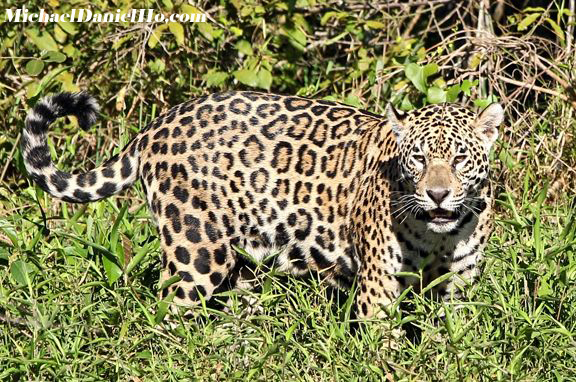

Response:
(0, 312), (32, 328)
(495, 74), (574, 107)
(402, 5), (425, 39)
(567, 0), (575, 55)
(350, 0), (453, 10)
(0, 132), (19, 184)
(533, 55), (572, 91)
(292, 0), (452, 14)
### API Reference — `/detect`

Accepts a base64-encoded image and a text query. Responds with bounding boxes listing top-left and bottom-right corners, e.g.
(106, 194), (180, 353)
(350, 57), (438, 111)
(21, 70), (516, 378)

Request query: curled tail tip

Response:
(70, 91), (100, 130)
(25, 91), (100, 134)
(22, 91), (101, 197)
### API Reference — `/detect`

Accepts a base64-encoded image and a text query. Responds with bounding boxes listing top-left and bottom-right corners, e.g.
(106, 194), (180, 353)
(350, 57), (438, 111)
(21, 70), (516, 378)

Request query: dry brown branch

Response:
(401, 5), (425, 39)
(495, 74), (572, 104)
(568, 0), (575, 55)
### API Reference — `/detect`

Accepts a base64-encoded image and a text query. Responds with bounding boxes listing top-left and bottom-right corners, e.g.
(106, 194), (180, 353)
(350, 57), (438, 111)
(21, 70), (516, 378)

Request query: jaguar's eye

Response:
(453, 155), (467, 166)
(412, 154), (426, 164)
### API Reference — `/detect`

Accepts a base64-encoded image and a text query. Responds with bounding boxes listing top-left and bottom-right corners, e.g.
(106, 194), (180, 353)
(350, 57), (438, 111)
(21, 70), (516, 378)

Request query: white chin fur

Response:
(427, 220), (458, 233)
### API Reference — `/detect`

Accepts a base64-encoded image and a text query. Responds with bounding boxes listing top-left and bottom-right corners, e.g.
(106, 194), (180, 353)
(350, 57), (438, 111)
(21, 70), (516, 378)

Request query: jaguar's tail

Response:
(21, 92), (140, 203)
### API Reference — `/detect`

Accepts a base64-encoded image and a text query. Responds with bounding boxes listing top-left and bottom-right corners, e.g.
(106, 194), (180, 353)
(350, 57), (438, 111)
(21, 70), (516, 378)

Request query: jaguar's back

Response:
(136, 92), (385, 302)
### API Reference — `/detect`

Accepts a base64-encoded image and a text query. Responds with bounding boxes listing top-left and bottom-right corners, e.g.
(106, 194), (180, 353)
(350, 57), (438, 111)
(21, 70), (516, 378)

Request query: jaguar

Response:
(22, 91), (503, 318)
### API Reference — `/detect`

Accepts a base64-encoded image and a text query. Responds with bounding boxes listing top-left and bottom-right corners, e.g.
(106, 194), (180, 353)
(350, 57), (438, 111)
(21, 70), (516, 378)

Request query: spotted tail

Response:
(22, 92), (140, 203)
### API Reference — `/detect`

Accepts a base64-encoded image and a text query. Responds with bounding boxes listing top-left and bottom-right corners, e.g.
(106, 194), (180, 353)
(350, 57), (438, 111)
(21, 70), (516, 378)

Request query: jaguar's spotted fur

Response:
(22, 91), (503, 318)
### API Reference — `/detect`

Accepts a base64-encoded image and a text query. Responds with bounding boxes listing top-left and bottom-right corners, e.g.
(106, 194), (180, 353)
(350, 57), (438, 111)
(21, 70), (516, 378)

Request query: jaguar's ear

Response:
(386, 103), (408, 142)
(475, 103), (503, 149)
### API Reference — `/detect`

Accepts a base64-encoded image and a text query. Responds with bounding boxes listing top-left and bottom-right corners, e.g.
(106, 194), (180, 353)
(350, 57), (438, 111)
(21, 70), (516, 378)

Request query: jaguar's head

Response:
(388, 102), (503, 233)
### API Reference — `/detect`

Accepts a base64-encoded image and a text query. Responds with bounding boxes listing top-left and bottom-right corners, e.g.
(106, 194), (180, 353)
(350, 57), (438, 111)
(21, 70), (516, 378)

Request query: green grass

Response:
(1, 115), (576, 381)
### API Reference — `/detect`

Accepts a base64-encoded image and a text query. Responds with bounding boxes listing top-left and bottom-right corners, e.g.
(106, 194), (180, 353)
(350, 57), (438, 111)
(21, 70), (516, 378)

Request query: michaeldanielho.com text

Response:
(5, 7), (207, 23)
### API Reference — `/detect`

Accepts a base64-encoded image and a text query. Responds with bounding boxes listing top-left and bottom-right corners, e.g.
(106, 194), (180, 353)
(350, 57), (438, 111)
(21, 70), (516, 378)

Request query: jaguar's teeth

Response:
(428, 209), (458, 222)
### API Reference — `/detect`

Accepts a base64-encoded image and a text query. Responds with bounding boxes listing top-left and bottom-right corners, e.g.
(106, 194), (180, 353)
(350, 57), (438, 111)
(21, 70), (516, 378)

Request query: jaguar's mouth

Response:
(425, 208), (460, 224)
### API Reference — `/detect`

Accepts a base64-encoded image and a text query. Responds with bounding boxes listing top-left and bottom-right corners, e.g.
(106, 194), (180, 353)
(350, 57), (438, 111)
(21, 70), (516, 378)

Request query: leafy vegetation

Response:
(1, 0), (576, 380)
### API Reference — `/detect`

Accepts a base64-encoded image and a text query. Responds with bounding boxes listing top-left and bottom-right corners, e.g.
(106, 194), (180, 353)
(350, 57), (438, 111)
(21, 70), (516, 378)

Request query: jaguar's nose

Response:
(426, 188), (450, 205)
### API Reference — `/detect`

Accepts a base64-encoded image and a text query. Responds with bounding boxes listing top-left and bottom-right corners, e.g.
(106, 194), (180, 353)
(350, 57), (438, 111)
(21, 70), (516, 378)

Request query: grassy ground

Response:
(1, 99), (576, 381)
(2, 0), (576, 380)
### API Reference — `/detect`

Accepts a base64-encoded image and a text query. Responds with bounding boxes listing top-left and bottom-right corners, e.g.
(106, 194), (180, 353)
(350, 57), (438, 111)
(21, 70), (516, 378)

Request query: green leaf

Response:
(285, 320), (301, 341)
(325, 31), (349, 46)
(159, 274), (181, 291)
(148, 58), (166, 74)
(42, 51), (67, 63)
(321, 11), (348, 26)
(235, 40), (253, 56)
(344, 94), (362, 108)
(0, 249), (8, 262)
(62, 44), (78, 58)
(54, 24), (68, 44)
(523, 7), (546, 12)
(400, 95), (414, 110)
(257, 69), (272, 90)
(404, 62), (439, 93)
(446, 84), (461, 102)
(233, 69), (259, 87)
(423, 63), (438, 78)
(181, 4), (201, 15)
(112, 35), (132, 50)
(110, 203), (128, 267)
(197, 22), (214, 42)
(203, 69), (228, 87)
(404, 63), (427, 93)
(292, 13), (311, 34)
(518, 13), (540, 31)
(25, 28), (58, 51)
(537, 277), (552, 297)
(321, 95), (339, 102)
(365, 20), (385, 29)
(283, 26), (307, 51)
(155, 290), (175, 325)
(0, 219), (18, 248)
(474, 95), (498, 109)
(103, 254), (123, 284)
(545, 18), (565, 41)
(239, 5), (253, 17)
(57, 20), (77, 35)
(358, 57), (372, 72)
(28, 66), (69, 98)
(126, 242), (151, 276)
(57, 71), (79, 92)
(421, 271), (455, 294)
(427, 86), (446, 103)
(148, 25), (167, 49)
(137, 351), (152, 359)
(230, 27), (243, 36)
(168, 22), (185, 45)
(461, 79), (478, 96)
(10, 260), (35, 286)
(162, 0), (174, 10)
(469, 53), (483, 69)
(25, 60), (44, 76)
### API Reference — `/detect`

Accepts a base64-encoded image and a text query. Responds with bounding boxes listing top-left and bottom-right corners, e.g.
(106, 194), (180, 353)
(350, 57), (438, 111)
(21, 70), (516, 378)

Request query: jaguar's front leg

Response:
(352, 223), (407, 348)
(352, 215), (405, 319)
(355, 264), (403, 319)
(355, 261), (406, 349)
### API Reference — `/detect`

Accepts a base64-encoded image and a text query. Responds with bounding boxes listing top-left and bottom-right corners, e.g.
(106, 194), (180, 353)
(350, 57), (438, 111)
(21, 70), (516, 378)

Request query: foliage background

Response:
(1, 0), (576, 380)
